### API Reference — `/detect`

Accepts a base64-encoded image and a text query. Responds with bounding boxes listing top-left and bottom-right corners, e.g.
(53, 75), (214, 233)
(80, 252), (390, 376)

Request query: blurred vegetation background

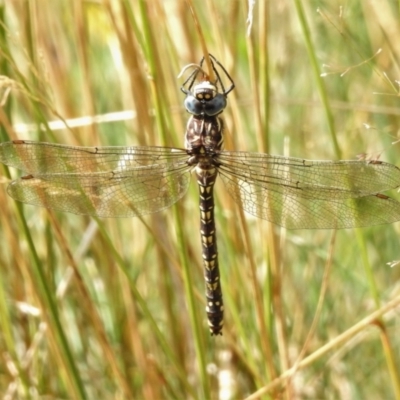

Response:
(0, 1), (400, 399)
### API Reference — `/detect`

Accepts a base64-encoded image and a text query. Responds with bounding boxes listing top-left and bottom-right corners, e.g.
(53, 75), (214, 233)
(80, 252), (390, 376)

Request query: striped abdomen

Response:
(196, 168), (223, 335)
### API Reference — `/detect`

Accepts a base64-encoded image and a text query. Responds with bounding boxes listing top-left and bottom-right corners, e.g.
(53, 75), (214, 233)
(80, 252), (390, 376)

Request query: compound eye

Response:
(184, 95), (203, 115)
(184, 93), (227, 116)
(203, 94), (227, 116)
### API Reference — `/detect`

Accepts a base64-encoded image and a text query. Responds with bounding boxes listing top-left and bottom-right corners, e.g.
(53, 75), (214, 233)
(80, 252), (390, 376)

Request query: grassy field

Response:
(0, 1), (400, 399)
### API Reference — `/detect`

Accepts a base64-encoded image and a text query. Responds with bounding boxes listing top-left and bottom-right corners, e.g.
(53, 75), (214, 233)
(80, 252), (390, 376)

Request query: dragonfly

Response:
(1, 54), (400, 335)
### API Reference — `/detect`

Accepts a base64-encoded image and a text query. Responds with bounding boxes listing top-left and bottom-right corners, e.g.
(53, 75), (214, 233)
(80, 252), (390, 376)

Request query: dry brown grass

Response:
(0, 1), (399, 399)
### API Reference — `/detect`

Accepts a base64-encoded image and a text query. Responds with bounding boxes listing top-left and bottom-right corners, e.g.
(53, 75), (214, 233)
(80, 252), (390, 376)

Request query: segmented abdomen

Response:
(196, 172), (223, 335)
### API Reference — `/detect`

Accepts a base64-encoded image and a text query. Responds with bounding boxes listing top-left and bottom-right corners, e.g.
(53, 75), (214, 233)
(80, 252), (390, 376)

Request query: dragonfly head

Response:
(184, 80), (227, 117)
(179, 55), (234, 117)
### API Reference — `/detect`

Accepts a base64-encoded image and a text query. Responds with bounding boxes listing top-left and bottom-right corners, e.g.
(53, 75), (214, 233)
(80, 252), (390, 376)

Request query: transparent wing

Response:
(1, 141), (192, 217)
(0, 140), (188, 173)
(217, 151), (400, 229)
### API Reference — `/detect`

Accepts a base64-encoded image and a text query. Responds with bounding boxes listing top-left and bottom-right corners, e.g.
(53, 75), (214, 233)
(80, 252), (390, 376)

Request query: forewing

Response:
(0, 140), (187, 173)
(3, 141), (192, 217)
(218, 151), (400, 229)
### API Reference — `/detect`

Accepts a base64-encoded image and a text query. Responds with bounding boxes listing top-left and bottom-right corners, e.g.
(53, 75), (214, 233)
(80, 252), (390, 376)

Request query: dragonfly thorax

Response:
(184, 81), (227, 117)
